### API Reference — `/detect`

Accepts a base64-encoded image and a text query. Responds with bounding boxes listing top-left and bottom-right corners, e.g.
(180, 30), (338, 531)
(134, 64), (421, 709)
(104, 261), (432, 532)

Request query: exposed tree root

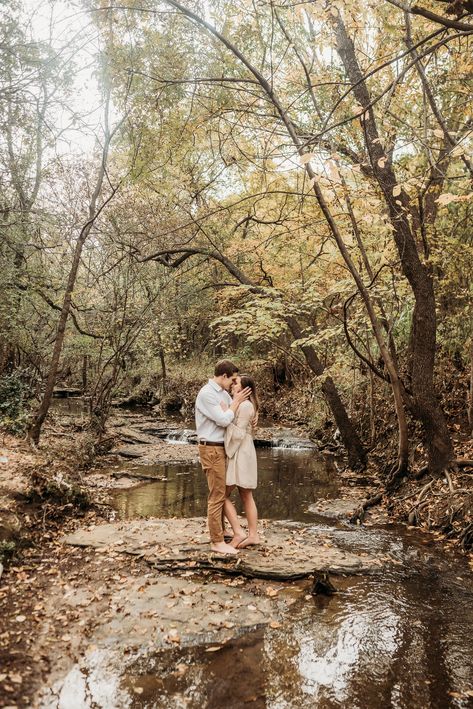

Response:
(350, 491), (384, 523)
(454, 458), (473, 470)
(459, 523), (473, 550)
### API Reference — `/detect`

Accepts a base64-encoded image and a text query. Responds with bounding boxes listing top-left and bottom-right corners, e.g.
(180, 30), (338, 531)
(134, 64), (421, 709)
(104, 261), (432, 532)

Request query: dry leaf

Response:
(300, 152), (314, 165)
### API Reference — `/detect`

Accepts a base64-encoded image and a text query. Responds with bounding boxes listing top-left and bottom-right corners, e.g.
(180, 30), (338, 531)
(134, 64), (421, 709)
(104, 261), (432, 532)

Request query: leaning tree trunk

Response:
(28, 220), (101, 444)
(286, 316), (367, 469)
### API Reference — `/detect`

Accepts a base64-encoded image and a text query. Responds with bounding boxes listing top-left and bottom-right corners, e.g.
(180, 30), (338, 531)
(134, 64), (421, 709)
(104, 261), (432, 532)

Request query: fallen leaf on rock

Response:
(15, 616), (26, 623)
(205, 646), (222, 652)
(166, 630), (180, 644)
(269, 621), (282, 629)
(133, 687), (144, 694)
(266, 587), (278, 597)
(173, 664), (188, 677)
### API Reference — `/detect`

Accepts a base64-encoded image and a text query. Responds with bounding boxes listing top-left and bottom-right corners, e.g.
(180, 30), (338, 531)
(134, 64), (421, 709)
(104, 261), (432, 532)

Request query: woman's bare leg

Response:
(237, 488), (260, 548)
(223, 485), (247, 548)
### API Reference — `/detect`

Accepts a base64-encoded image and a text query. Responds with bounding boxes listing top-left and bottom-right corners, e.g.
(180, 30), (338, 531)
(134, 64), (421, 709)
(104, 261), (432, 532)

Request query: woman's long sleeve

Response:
(224, 401), (253, 458)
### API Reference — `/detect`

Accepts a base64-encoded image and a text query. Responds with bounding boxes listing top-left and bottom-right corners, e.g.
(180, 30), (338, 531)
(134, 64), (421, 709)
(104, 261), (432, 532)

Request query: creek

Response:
(44, 409), (473, 708)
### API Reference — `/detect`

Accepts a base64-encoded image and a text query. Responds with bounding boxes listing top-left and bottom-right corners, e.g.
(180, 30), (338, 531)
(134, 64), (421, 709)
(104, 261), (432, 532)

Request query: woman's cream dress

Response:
(225, 400), (257, 489)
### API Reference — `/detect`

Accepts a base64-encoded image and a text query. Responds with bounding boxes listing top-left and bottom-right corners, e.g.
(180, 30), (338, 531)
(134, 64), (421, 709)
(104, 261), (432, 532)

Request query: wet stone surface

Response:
(63, 517), (385, 579)
(307, 498), (364, 520)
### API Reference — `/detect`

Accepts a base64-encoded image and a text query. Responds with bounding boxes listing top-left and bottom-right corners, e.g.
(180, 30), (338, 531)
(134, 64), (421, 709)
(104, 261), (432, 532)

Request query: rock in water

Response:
(311, 571), (337, 596)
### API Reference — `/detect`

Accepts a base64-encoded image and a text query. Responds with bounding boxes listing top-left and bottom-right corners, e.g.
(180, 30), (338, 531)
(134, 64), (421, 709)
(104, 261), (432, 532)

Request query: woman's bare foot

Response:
(210, 541), (239, 555)
(229, 532), (247, 548)
(237, 536), (260, 549)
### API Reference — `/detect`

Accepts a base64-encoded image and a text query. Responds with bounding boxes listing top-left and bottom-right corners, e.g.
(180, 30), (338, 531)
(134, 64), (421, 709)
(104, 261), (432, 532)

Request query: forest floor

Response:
(1, 407), (472, 708)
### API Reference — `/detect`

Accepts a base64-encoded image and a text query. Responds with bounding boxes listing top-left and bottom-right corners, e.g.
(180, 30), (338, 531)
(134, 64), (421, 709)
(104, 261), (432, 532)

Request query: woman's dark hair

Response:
(239, 374), (259, 413)
(214, 359), (239, 377)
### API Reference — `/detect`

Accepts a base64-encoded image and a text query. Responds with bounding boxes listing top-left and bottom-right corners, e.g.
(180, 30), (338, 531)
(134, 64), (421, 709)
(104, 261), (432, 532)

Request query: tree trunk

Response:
(286, 316), (367, 469)
(468, 339), (473, 435)
(159, 346), (167, 395)
(28, 229), (94, 444)
(82, 354), (88, 393)
(332, 12), (453, 474)
(321, 375), (367, 470)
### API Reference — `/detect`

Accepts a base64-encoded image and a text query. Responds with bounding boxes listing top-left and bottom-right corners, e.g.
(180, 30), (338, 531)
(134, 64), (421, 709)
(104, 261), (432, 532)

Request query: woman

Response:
(221, 374), (260, 549)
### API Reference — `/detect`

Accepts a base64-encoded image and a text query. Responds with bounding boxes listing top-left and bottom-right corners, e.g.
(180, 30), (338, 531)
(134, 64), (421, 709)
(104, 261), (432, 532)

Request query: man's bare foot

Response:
(210, 541), (239, 555)
(237, 536), (260, 549)
(229, 532), (247, 548)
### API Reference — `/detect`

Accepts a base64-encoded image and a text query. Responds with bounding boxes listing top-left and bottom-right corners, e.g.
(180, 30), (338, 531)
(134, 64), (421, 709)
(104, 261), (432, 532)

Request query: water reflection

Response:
(111, 448), (337, 522)
(257, 574), (473, 708)
(48, 571), (473, 709)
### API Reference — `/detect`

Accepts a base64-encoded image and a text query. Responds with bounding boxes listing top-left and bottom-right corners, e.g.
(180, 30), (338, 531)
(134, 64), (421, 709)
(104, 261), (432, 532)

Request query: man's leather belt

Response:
(198, 440), (225, 446)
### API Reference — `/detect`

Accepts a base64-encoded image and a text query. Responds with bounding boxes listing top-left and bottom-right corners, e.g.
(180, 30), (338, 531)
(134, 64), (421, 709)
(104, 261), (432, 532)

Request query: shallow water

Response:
(120, 571), (473, 709)
(111, 448), (339, 522)
(44, 431), (473, 708)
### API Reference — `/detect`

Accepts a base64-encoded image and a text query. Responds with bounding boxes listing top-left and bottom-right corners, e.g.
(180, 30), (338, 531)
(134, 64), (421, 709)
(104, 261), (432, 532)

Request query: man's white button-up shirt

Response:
(195, 379), (234, 442)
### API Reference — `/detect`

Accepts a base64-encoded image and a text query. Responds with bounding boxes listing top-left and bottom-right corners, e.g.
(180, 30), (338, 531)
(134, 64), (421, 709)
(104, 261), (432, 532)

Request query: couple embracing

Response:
(195, 359), (260, 555)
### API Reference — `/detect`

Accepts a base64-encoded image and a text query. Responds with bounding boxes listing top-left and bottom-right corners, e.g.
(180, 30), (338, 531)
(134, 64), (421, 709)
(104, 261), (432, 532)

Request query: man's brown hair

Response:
(214, 359), (239, 377)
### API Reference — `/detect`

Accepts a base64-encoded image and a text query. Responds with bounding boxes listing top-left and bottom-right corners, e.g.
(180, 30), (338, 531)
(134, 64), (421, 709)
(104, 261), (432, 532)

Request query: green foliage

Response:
(0, 540), (16, 565)
(0, 371), (30, 433)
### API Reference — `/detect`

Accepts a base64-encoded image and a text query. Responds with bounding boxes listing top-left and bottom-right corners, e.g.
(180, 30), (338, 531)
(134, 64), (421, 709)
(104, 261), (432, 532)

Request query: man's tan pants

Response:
(198, 444), (226, 543)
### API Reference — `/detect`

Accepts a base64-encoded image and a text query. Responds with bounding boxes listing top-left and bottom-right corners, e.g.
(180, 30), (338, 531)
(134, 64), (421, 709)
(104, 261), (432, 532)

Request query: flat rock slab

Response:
(90, 574), (277, 649)
(116, 427), (157, 445)
(38, 573), (289, 708)
(112, 445), (150, 459)
(308, 499), (365, 520)
(64, 518), (383, 579)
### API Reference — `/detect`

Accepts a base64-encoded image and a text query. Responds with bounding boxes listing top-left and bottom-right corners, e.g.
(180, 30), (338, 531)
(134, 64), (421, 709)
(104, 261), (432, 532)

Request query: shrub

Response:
(0, 370), (30, 433)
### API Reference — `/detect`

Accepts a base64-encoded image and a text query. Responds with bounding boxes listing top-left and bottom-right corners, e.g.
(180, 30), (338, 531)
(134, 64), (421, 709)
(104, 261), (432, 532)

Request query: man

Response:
(195, 359), (251, 555)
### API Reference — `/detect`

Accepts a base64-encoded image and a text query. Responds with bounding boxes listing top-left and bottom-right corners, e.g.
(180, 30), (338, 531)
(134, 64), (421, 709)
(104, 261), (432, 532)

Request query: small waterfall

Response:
(165, 429), (197, 445)
(270, 437), (317, 450)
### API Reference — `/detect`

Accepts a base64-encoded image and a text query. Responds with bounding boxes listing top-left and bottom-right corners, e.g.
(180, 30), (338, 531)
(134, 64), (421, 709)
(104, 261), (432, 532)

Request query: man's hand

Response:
(230, 387), (251, 413)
